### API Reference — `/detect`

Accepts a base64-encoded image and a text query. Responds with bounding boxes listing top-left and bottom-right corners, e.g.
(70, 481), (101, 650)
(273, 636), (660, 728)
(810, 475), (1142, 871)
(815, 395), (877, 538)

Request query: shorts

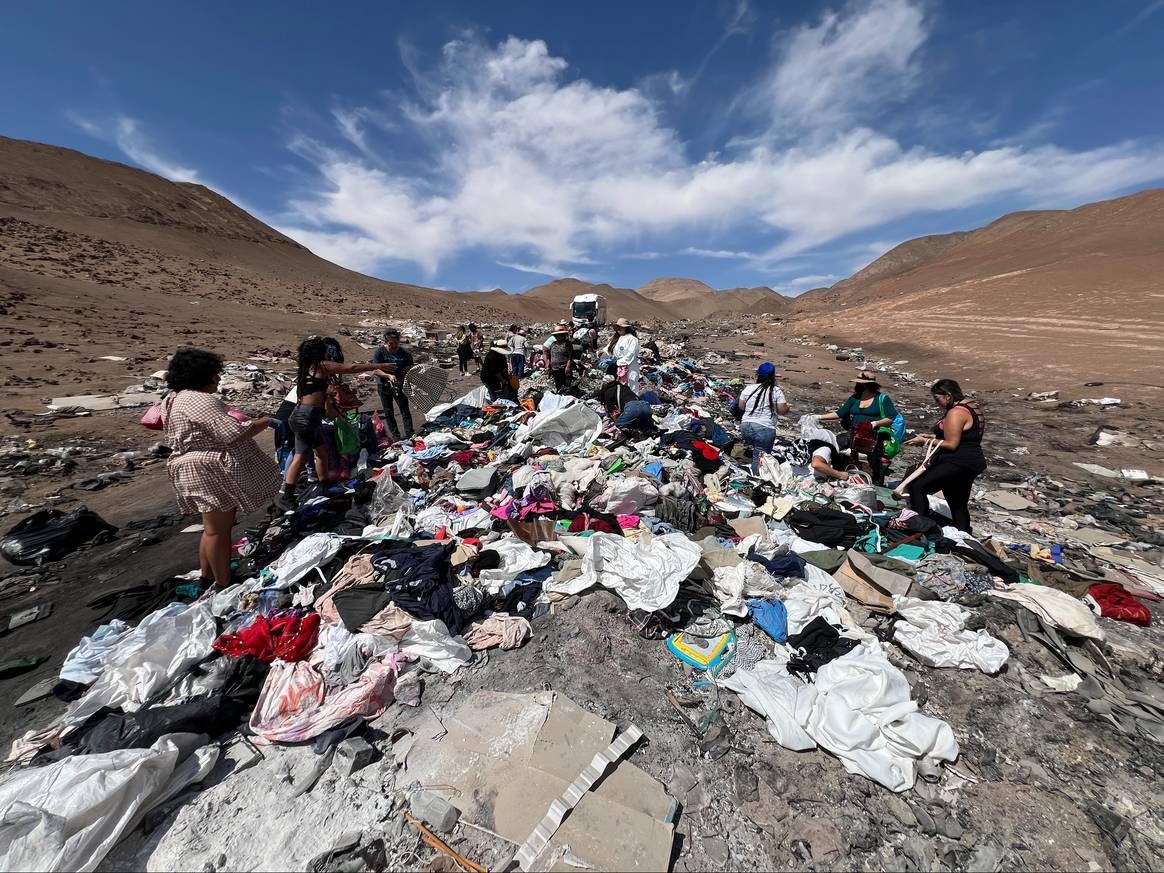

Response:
(289, 403), (325, 454)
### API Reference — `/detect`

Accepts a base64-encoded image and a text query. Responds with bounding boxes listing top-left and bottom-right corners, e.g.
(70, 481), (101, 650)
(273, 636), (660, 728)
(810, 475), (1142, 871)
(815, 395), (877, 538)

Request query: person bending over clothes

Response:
(161, 348), (279, 588)
(281, 336), (386, 508)
(736, 362), (790, 475)
(481, 338), (517, 401)
(903, 378), (987, 533)
(588, 363), (656, 433)
(816, 370), (899, 485)
(373, 328), (414, 441)
(809, 433), (854, 482)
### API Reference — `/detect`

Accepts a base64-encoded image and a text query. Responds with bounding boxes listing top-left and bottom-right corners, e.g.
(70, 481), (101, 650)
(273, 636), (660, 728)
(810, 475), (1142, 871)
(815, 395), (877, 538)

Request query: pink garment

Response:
(249, 656), (402, 744)
(315, 555), (378, 624)
(617, 514), (641, 529)
(463, 613), (532, 651)
(518, 499), (558, 519)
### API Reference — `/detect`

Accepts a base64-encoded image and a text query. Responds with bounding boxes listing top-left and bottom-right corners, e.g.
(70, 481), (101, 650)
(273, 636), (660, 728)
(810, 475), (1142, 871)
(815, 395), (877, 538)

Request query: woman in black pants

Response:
(904, 379), (986, 533)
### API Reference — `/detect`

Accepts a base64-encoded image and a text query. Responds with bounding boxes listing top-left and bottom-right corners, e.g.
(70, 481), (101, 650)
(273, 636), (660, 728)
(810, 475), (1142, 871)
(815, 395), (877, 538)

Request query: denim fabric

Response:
(741, 421), (776, 475)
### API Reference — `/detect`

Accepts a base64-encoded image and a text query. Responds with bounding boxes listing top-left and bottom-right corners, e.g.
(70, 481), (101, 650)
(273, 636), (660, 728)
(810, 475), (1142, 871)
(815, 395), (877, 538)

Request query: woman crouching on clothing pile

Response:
(281, 336), (388, 507)
(162, 348), (280, 588)
(901, 378), (987, 533)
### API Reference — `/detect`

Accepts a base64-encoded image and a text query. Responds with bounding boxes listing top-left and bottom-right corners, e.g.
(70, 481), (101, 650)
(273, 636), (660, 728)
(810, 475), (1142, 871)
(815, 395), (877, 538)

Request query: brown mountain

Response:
(789, 188), (1164, 387)
(638, 276), (792, 319)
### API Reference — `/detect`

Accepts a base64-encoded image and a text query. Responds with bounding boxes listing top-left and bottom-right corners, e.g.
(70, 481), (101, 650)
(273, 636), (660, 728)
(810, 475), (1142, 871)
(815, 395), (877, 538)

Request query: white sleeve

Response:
(812, 446), (832, 462)
(774, 386), (787, 405)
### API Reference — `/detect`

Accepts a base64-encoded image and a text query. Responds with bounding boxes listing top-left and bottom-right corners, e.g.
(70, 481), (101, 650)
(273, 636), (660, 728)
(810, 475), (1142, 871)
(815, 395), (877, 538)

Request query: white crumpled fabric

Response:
(400, 619), (472, 674)
(799, 414), (839, 449)
(892, 596), (1010, 673)
(426, 385), (489, 421)
(725, 643), (959, 792)
(782, 567), (858, 636)
(414, 504), (492, 535)
(476, 537), (551, 592)
(518, 403), (602, 451)
(758, 456), (795, 489)
(537, 391), (575, 413)
(262, 533), (344, 588)
(712, 561), (785, 617)
(553, 532), (700, 611)
(58, 619), (131, 685)
(991, 582), (1104, 640)
(63, 603), (218, 727)
(769, 525), (831, 555)
(0, 734), (218, 872)
(596, 477), (660, 514)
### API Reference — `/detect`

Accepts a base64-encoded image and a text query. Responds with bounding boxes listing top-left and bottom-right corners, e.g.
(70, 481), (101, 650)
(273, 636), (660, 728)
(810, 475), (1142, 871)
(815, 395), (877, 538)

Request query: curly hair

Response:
(165, 348), (224, 391)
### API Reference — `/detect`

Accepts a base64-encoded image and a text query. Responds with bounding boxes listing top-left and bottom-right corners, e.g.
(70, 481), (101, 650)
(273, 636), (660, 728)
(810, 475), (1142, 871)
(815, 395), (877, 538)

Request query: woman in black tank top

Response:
(902, 379), (987, 533)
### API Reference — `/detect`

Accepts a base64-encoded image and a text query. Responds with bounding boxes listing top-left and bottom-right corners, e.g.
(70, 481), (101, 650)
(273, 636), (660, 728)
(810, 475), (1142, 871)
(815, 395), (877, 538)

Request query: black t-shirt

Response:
(589, 380), (639, 417)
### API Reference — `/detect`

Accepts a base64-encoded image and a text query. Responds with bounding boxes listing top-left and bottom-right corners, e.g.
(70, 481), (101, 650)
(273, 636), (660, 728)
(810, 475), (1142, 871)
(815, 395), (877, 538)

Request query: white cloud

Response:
(775, 273), (842, 292)
(75, 114), (206, 184)
(278, 17), (1164, 280)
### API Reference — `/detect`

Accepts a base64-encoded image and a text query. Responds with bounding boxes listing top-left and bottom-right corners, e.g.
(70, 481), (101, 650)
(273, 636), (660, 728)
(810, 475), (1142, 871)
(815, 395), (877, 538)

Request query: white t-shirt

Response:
(738, 383), (786, 429)
(509, 333), (527, 353)
(812, 445), (834, 480)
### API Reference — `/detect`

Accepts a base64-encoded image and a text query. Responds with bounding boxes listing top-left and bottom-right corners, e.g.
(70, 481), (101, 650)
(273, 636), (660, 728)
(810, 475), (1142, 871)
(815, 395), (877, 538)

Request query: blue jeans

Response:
(741, 422), (776, 475)
(615, 400), (655, 432)
(510, 353), (525, 377)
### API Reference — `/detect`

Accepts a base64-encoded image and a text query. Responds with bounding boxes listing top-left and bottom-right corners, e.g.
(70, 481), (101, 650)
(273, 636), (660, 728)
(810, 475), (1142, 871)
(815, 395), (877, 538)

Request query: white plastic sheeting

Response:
(426, 385), (490, 422)
(58, 619), (131, 685)
(551, 532), (701, 611)
(0, 734), (218, 872)
(725, 643), (959, 792)
(476, 537), (552, 592)
(517, 403), (603, 451)
(400, 620), (472, 673)
(893, 596), (1010, 673)
(262, 533), (345, 589)
(63, 603), (218, 728)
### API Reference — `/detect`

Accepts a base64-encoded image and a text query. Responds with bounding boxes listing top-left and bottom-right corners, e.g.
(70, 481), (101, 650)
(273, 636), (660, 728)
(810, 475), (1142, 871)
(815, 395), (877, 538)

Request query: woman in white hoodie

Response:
(606, 318), (641, 391)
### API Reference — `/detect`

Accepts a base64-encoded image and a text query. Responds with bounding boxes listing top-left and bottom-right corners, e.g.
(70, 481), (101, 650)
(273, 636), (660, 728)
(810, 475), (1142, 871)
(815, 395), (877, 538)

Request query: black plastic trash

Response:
(0, 506), (117, 566)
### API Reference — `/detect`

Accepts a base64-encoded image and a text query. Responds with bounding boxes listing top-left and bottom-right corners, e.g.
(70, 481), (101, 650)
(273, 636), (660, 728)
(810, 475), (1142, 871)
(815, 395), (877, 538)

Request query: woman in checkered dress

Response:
(161, 348), (280, 588)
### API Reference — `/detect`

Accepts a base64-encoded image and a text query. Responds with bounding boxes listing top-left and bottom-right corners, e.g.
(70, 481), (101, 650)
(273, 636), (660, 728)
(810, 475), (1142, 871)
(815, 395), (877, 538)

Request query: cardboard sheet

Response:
(405, 690), (673, 871)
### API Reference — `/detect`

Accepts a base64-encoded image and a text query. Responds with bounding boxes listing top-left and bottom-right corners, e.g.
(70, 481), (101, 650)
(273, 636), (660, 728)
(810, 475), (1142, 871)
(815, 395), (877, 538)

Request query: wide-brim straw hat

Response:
(853, 370), (880, 385)
(615, 317), (633, 328)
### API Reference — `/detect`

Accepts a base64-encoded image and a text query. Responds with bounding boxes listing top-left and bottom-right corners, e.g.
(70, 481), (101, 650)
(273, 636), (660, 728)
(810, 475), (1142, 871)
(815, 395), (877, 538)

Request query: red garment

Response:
(1088, 583), (1151, 627)
(691, 440), (720, 460)
(214, 612), (321, 662)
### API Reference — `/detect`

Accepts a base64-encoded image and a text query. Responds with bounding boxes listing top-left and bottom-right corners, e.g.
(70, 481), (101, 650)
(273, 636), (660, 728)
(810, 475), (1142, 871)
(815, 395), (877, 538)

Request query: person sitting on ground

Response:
(481, 338), (516, 401)
(547, 325), (575, 392)
(901, 378), (987, 533)
(507, 324), (527, 378)
(736, 362), (790, 475)
(281, 336), (386, 507)
(587, 363), (656, 433)
(372, 329), (415, 441)
(455, 325), (473, 375)
(606, 318), (641, 390)
(816, 370), (899, 485)
(161, 348), (279, 589)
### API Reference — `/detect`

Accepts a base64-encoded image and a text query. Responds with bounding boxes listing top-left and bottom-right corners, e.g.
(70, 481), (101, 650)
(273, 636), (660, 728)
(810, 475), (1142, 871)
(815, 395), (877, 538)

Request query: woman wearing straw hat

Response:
(606, 318), (641, 391)
(547, 324), (575, 392)
(817, 369), (900, 485)
(481, 337), (517, 401)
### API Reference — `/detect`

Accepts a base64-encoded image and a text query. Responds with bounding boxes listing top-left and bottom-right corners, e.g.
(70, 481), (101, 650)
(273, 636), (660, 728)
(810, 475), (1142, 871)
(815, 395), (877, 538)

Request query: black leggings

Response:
(907, 461), (982, 533)
(457, 346), (472, 374)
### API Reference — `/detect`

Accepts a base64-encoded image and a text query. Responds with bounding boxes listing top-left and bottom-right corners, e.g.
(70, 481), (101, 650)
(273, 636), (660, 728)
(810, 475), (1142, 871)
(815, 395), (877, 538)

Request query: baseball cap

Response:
(757, 362), (776, 378)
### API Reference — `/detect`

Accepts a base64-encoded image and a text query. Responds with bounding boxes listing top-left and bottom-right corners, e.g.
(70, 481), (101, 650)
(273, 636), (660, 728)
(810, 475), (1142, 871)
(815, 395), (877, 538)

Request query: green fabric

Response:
(799, 549), (848, 573)
(886, 543), (927, 562)
(334, 413), (360, 454)
(837, 392), (898, 425)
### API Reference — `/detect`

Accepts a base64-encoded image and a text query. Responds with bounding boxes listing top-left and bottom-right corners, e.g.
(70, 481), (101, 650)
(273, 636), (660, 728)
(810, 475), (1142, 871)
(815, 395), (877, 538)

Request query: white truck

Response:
(570, 293), (607, 327)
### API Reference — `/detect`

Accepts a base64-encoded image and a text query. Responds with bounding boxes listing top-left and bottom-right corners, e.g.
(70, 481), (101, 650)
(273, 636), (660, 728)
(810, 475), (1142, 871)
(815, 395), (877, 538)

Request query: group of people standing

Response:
(156, 320), (987, 593)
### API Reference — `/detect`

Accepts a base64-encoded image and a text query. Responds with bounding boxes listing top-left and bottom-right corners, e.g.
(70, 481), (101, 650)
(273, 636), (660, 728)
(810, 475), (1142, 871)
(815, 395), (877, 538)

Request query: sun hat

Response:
(756, 362), (776, 378)
(854, 370), (880, 385)
(615, 317), (633, 328)
(491, 338), (510, 350)
(552, 325), (570, 335)
(383, 328), (400, 339)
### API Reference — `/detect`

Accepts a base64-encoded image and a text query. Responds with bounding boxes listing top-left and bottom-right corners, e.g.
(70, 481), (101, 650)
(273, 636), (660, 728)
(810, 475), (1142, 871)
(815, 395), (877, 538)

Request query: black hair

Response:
(165, 348), (223, 391)
(931, 378), (965, 402)
(604, 362), (618, 377)
(322, 337), (344, 362)
(296, 336), (328, 395)
(469, 323), (478, 332)
(748, 369), (778, 415)
(509, 324), (517, 332)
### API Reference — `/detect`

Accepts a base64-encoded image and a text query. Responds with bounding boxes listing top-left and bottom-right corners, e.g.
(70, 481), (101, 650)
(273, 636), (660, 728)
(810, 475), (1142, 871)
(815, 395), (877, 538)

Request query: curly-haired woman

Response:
(161, 348), (279, 587)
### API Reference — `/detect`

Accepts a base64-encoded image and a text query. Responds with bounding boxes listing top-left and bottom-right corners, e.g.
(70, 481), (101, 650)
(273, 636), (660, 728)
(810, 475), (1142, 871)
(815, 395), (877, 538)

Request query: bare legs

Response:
(200, 508), (237, 588)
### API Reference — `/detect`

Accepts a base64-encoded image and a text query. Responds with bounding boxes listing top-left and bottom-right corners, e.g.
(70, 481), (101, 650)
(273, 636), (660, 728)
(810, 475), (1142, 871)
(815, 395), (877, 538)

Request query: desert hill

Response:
(788, 187), (1164, 386)
(637, 277), (791, 319)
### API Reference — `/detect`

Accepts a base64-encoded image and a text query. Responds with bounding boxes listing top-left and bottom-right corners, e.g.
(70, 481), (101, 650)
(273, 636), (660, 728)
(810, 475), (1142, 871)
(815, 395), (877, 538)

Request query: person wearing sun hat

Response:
(606, 317), (641, 391)
(817, 369), (900, 485)
(734, 361), (790, 475)
(481, 337), (516, 401)
(547, 324), (575, 392)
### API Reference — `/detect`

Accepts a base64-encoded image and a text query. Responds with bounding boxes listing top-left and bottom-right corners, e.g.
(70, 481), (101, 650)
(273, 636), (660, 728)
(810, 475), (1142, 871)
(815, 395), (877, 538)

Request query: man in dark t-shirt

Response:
(372, 329), (415, 440)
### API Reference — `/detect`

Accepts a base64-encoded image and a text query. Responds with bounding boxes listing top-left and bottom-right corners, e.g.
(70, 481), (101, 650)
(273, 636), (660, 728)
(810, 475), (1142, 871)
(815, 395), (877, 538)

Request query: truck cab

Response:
(570, 294), (607, 327)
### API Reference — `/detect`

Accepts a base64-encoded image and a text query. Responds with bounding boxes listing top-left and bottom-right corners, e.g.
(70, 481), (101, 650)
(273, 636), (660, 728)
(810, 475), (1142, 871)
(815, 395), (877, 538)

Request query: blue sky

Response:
(4, 0), (1164, 295)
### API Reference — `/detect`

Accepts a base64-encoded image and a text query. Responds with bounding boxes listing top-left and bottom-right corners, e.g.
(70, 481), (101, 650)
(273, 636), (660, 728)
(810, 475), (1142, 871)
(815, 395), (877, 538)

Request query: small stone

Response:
(409, 790), (460, 834)
(334, 737), (375, 776)
(702, 837), (729, 867)
(943, 815), (964, 840)
(883, 795), (917, 827)
(732, 763), (759, 803)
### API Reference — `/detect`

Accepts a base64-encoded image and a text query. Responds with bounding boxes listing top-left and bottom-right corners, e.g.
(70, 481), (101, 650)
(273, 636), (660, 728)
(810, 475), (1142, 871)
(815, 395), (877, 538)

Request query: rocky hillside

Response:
(638, 277), (792, 319)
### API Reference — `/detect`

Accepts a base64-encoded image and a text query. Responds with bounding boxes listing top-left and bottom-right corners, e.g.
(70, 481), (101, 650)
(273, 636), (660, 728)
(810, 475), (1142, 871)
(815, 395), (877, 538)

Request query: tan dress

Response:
(162, 391), (280, 515)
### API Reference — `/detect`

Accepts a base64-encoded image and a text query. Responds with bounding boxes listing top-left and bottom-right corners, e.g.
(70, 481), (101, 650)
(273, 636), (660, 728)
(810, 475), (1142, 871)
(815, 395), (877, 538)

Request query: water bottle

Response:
(356, 448), (369, 473)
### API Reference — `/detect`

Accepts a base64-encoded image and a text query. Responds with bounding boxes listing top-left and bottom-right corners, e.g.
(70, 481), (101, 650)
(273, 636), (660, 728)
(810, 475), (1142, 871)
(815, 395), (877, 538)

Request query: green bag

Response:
(334, 413), (360, 455)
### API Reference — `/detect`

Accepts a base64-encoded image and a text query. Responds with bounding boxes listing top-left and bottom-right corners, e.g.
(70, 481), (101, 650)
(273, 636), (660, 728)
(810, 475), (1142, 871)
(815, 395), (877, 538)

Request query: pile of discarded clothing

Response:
(4, 345), (1164, 871)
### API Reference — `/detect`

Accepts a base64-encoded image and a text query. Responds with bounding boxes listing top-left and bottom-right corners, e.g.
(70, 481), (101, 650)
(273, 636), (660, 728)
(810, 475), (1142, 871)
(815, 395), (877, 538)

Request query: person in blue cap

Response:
(736, 362), (789, 475)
